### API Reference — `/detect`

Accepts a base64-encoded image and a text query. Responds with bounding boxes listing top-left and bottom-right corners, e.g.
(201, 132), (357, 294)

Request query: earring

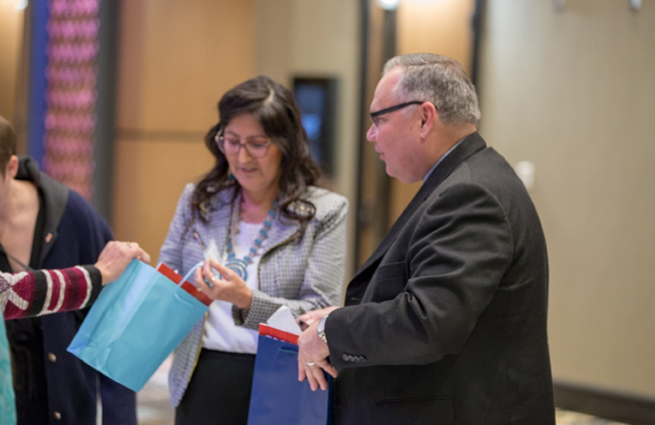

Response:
(228, 171), (235, 181)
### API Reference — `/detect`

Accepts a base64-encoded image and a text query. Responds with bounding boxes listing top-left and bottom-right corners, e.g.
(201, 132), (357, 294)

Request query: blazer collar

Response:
(352, 132), (487, 280)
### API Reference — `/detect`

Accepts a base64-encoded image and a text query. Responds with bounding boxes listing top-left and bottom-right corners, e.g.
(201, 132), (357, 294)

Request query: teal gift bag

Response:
(68, 259), (209, 392)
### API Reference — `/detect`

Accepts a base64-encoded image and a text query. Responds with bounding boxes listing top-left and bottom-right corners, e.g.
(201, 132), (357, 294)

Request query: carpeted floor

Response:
(136, 356), (175, 425)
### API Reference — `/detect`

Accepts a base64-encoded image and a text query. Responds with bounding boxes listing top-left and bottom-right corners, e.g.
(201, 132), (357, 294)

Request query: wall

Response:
(254, 0), (361, 278)
(356, 0), (476, 265)
(357, 2), (386, 266)
(113, 0), (360, 277)
(112, 0), (254, 261)
(389, 0), (476, 225)
(0, 0), (359, 278)
(0, 1), (25, 123)
(478, 0), (655, 397)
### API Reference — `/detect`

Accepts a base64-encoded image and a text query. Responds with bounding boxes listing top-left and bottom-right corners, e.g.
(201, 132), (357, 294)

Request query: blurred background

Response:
(1, 0), (654, 423)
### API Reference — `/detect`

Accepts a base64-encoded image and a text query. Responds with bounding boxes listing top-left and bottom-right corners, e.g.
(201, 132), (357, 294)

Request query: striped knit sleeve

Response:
(0, 265), (102, 320)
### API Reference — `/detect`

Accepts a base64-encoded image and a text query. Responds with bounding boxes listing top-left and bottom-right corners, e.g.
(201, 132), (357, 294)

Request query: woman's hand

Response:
(297, 306), (340, 329)
(94, 241), (151, 285)
(195, 258), (253, 310)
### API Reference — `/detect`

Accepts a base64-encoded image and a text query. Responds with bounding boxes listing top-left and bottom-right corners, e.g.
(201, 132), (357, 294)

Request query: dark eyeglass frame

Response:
(369, 101), (425, 126)
(214, 132), (273, 158)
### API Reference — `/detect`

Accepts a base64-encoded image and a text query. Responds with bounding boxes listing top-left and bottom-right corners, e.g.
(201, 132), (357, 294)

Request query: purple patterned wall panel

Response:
(43, 0), (100, 199)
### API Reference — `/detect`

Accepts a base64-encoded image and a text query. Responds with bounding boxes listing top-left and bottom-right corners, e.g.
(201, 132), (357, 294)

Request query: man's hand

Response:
(297, 314), (339, 391)
(94, 241), (150, 285)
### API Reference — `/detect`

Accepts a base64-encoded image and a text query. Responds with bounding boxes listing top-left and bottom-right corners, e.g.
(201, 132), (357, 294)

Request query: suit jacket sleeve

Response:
(327, 182), (514, 369)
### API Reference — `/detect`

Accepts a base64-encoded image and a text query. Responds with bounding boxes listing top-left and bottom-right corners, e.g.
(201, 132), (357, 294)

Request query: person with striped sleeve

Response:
(0, 240), (150, 425)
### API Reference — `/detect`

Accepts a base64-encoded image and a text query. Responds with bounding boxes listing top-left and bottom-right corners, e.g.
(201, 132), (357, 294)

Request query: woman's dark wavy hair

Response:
(192, 75), (322, 233)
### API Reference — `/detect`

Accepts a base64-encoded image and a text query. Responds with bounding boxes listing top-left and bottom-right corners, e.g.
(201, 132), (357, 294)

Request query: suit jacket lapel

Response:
(351, 132), (487, 282)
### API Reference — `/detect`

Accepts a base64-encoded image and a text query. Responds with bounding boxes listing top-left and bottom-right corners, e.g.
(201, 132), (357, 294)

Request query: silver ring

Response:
(211, 274), (221, 282)
(126, 241), (133, 247)
(306, 361), (315, 367)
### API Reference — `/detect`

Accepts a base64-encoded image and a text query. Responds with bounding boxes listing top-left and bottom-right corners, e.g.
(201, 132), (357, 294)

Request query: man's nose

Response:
(366, 124), (376, 142)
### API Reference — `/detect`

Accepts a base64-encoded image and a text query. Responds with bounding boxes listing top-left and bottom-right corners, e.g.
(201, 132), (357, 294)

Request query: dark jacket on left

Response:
(4, 157), (137, 425)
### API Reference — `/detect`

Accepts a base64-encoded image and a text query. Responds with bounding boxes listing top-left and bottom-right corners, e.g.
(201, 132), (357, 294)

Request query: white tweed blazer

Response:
(159, 184), (348, 407)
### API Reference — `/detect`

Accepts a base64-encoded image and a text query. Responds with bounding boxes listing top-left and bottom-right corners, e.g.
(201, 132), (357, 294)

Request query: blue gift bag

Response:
(247, 332), (333, 425)
(67, 259), (208, 392)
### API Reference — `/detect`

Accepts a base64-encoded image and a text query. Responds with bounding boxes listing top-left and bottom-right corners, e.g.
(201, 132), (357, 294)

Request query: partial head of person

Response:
(0, 114), (19, 180)
(367, 53), (481, 184)
(193, 76), (321, 227)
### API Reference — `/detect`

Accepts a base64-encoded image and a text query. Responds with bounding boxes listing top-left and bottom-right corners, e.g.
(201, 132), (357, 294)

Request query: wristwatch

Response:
(317, 314), (329, 344)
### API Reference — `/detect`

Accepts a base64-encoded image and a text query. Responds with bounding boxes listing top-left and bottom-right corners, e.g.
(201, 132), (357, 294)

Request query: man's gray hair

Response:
(383, 53), (481, 126)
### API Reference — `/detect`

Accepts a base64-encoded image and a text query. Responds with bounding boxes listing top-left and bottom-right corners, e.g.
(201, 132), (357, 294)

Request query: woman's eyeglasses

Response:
(215, 134), (273, 158)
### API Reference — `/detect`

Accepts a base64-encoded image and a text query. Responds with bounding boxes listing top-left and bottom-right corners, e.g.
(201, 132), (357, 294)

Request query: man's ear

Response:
(5, 155), (19, 179)
(419, 102), (438, 138)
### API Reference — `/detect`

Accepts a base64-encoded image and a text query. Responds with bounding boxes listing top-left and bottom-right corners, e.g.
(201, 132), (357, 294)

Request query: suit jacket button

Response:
(54, 411), (62, 420)
(48, 353), (57, 362)
(342, 353), (351, 362)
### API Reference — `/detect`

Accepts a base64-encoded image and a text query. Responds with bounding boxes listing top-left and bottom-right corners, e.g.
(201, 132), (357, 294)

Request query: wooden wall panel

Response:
(112, 0), (254, 262)
(389, 0), (476, 226)
(254, 0), (361, 277)
(0, 3), (25, 124)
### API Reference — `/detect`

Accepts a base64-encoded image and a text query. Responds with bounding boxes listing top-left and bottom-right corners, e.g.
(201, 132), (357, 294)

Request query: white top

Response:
(202, 221), (264, 353)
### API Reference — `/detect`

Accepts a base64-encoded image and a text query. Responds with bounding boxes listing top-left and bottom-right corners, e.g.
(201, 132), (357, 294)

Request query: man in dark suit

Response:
(297, 53), (555, 424)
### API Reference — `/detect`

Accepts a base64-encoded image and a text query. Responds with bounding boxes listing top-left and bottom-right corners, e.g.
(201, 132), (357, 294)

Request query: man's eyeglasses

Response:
(369, 101), (424, 127)
(215, 134), (273, 158)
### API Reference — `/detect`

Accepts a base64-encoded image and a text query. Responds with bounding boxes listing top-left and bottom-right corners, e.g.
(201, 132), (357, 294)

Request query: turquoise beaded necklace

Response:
(225, 192), (278, 281)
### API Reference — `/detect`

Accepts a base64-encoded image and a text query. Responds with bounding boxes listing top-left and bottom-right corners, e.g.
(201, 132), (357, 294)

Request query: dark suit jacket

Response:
(327, 133), (555, 425)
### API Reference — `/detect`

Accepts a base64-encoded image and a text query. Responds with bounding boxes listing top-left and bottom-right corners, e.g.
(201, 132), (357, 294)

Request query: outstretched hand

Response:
(194, 258), (253, 310)
(94, 241), (150, 285)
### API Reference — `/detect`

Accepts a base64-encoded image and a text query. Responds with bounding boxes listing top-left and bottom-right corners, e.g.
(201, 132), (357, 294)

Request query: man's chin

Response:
(385, 165), (402, 181)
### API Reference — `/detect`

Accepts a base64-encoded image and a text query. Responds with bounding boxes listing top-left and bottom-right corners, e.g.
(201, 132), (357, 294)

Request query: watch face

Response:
(318, 315), (328, 344)
(318, 315), (328, 332)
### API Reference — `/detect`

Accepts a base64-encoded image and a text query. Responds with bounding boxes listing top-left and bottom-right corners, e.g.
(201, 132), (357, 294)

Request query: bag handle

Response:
(179, 261), (204, 287)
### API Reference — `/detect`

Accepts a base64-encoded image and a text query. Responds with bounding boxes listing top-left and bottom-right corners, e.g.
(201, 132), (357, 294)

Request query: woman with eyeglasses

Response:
(158, 76), (348, 425)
